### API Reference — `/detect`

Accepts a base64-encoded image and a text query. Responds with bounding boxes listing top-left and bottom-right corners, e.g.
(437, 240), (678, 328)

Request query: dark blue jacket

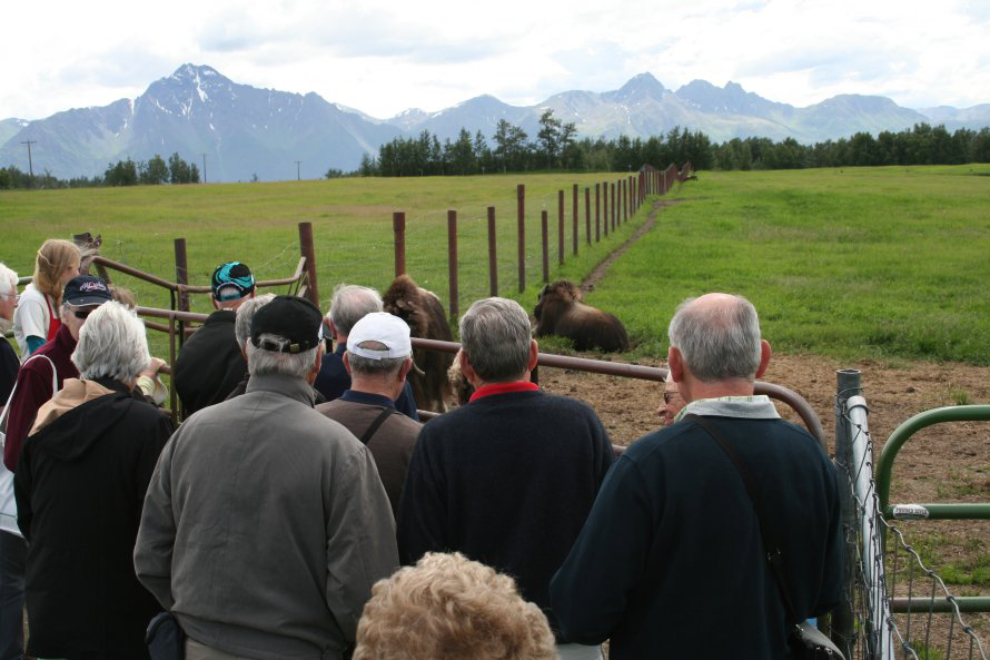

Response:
(550, 414), (843, 660)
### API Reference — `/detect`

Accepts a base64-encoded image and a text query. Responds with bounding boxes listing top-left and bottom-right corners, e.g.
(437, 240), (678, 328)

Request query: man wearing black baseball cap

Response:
(137, 295), (398, 660)
(173, 261), (257, 416)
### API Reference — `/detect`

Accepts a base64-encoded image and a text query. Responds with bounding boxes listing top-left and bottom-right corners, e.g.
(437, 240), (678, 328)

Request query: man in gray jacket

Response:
(135, 296), (398, 660)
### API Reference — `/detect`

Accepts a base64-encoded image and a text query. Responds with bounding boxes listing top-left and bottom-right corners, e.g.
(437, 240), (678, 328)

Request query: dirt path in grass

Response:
(580, 198), (686, 292)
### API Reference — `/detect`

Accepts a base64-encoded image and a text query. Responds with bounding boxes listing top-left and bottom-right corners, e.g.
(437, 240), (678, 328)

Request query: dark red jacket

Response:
(3, 325), (78, 472)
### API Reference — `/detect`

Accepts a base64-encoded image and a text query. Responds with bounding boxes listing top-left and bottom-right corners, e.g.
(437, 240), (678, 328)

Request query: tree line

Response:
(0, 152), (200, 190)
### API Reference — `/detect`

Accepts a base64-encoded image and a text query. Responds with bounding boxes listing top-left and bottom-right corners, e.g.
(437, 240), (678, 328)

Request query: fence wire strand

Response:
(837, 394), (988, 660)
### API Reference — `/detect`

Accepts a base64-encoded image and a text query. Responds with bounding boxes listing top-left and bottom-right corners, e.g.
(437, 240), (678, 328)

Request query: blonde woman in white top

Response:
(13, 240), (80, 356)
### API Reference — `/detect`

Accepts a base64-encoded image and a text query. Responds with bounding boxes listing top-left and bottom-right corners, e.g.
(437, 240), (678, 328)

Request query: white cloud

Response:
(1, 0), (988, 120)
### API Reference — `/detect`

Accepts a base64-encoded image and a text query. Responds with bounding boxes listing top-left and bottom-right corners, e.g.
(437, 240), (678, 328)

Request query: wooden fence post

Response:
(517, 184), (526, 292)
(298, 222), (320, 308)
(572, 183), (579, 256)
(595, 183), (601, 242)
(541, 211), (549, 284)
(487, 206), (498, 297)
(611, 182), (616, 232)
(584, 187), (591, 246)
(393, 212), (406, 277)
(448, 210), (458, 320)
(174, 238), (190, 314)
(602, 181), (609, 237)
(558, 190), (565, 266)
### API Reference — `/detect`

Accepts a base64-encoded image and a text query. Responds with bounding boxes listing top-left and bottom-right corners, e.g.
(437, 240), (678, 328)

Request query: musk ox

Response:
(533, 280), (629, 353)
(383, 274), (454, 412)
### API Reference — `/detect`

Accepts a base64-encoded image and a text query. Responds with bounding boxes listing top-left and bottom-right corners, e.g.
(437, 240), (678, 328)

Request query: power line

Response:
(21, 140), (36, 187)
(295, 160), (302, 181)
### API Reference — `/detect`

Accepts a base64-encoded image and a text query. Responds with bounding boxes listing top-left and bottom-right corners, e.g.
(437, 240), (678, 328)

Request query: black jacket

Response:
(15, 378), (173, 660)
(173, 310), (246, 416)
(0, 336), (17, 405)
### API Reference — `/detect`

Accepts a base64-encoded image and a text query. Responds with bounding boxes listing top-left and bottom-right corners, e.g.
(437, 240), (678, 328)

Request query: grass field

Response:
(2, 164), (989, 364)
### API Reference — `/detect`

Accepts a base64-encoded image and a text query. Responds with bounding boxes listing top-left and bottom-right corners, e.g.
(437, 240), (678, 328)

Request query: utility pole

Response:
(21, 140), (36, 187)
(202, 153), (207, 184)
(295, 161), (302, 181)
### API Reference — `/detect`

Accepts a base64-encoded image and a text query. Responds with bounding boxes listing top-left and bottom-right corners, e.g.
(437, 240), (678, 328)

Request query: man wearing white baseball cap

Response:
(317, 312), (421, 518)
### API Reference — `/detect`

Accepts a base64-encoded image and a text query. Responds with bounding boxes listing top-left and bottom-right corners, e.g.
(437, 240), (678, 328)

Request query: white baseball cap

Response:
(347, 312), (412, 360)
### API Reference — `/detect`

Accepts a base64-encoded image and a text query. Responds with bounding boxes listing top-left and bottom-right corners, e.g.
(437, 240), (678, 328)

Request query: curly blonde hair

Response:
(354, 553), (557, 660)
(33, 239), (80, 303)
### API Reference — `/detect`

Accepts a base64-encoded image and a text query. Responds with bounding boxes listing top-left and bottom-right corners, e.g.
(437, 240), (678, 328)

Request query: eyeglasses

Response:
(663, 390), (680, 405)
(73, 310), (93, 320)
(1, 293), (17, 302)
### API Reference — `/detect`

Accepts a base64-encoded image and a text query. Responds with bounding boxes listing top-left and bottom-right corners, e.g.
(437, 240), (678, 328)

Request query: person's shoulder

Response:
(623, 421), (702, 461)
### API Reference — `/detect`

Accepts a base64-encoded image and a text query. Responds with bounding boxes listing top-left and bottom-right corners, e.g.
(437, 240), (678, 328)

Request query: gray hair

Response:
(71, 301), (151, 383)
(667, 294), (762, 382)
(247, 333), (318, 379)
(347, 340), (407, 376)
(0, 263), (17, 297)
(235, 293), (276, 348)
(330, 284), (382, 336)
(459, 298), (532, 383)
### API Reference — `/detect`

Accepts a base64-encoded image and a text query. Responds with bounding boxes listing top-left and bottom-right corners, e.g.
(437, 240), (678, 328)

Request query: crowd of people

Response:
(0, 242), (842, 660)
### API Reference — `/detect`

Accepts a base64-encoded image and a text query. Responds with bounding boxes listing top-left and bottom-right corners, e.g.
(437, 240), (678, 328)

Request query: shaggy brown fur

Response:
(383, 274), (454, 412)
(533, 280), (629, 353)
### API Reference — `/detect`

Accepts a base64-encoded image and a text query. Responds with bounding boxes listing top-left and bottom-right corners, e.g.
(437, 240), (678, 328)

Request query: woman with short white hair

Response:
(0, 262), (22, 660)
(14, 301), (173, 660)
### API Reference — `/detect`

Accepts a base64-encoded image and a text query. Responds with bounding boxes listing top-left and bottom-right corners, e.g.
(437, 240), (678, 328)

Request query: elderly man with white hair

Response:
(14, 301), (173, 660)
(551, 293), (843, 660)
(136, 295), (398, 660)
(397, 297), (613, 660)
(0, 264), (19, 404)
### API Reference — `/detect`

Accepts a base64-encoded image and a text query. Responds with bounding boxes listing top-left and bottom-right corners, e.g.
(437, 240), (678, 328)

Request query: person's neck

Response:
(350, 377), (400, 401)
(683, 378), (755, 403)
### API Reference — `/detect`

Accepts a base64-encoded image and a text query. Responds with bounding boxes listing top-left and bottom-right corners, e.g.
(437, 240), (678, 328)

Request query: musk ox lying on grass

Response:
(383, 274), (454, 412)
(534, 280), (629, 353)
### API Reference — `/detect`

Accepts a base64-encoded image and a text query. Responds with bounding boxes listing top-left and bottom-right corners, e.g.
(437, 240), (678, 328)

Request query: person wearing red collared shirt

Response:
(397, 297), (613, 660)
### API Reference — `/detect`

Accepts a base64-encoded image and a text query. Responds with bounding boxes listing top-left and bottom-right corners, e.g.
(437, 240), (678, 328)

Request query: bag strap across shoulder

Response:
(359, 406), (398, 445)
(0, 354), (58, 438)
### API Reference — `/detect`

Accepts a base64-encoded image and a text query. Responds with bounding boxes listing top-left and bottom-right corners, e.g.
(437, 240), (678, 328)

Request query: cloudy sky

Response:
(3, 0), (988, 121)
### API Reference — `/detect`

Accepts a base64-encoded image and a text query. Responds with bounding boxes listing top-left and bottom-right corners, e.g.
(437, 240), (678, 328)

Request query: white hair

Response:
(667, 295), (762, 382)
(235, 293), (276, 348)
(71, 301), (151, 383)
(459, 298), (532, 382)
(246, 333), (318, 379)
(330, 284), (383, 336)
(0, 263), (17, 297)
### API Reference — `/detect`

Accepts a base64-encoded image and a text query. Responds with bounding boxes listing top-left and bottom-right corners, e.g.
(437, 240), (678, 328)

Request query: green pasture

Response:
(2, 164), (989, 365)
(602, 164), (990, 364)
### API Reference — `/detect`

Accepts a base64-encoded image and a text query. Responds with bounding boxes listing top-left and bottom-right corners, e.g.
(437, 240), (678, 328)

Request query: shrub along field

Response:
(2, 164), (989, 365)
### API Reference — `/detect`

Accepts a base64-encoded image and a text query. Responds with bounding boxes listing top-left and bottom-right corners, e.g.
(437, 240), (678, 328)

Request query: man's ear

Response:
(342, 351), (353, 376)
(755, 340), (772, 380)
(327, 318), (339, 341)
(458, 349), (481, 387)
(526, 339), (539, 373)
(398, 357), (414, 382)
(668, 346), (685, 383)
(211, 298), (220, 311)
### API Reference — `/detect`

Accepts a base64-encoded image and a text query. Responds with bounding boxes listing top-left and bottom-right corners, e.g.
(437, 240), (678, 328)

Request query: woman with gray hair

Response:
(14, 301), (173, 660)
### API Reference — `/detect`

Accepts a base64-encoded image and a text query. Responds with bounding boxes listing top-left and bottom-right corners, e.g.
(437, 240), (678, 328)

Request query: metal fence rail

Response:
(836, 370), (988, 660)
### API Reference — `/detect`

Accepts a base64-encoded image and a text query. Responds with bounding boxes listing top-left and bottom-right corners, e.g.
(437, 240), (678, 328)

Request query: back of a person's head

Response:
(354, 552), (556, 660)
(330, 284), (382, 337)
(71, 301), (151, 384)
(0, 263), (17, 297)
(458, 297), (532, 383)
(235, 293), (277, 348)
(667, 293), (762, 382)
(34, 239), (81, 300)
(246, 295), (322, 380)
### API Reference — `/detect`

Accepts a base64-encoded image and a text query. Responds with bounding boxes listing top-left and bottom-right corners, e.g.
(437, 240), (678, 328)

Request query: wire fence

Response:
(836, 373), (988, 660)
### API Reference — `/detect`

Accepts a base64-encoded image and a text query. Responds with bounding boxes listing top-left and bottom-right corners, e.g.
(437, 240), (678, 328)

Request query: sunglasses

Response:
(663, 390), (680, 405)
(73, 310), (93, 320)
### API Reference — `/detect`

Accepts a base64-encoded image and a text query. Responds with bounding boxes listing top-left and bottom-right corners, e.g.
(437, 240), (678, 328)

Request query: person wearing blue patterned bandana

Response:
(173, 262), (256, 417)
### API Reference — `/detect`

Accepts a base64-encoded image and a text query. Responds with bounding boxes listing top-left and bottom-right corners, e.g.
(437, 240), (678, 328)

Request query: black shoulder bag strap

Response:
(359, 406), (398, 445)
(684, 413), (800, 621)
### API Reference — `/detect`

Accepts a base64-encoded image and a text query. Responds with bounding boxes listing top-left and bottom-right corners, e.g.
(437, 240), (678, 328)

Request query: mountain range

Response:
(2, 64), (988, 183)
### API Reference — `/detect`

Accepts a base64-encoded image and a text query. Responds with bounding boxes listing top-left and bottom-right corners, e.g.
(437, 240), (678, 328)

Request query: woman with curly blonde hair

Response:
(355, 553), (557, 660)
(13, 239), (80, 356)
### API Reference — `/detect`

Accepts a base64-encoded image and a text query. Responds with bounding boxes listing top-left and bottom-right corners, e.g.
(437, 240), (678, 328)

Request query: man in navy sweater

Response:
(397, 297), (613, 660)
(550, 293), (843, 660)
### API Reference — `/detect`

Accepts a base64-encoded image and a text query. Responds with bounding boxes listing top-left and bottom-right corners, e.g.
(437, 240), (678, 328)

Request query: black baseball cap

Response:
(250, 296), (322, 354)
(63, 276), (112, 307)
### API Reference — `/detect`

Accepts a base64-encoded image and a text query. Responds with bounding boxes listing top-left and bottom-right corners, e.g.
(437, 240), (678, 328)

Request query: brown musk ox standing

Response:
(382, 274), (454, 412)
(533, 280), (629, 353)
